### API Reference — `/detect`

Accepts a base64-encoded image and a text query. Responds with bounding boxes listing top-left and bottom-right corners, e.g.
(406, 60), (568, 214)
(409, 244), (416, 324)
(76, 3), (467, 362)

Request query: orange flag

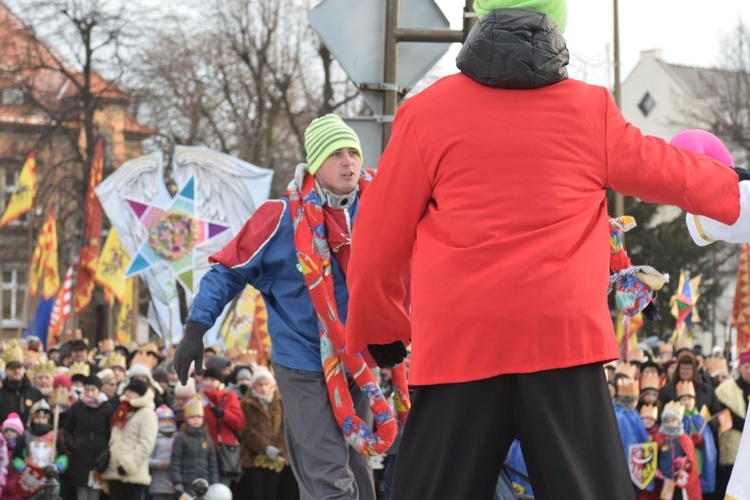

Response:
(73, 139), (104, 313)
(0, 152), (36, 228)
(732, 243), (750, 353)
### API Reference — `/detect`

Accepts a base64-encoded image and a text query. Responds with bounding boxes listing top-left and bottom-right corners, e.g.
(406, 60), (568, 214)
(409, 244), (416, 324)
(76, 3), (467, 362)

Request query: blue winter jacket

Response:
(187, 196), (359, 372)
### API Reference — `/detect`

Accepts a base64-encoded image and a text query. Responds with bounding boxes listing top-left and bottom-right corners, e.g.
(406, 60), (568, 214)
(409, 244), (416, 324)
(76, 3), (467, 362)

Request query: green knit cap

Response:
(473, 0), (567, 33)
(304, 114), (363, 175)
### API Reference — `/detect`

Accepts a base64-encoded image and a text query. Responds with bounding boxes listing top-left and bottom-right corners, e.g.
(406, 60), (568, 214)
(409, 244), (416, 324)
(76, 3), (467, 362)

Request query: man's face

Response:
(314, 148), (362, 196)
(6, 365), (24, 382)
(253, 379), (274, 396)
(34, 373), (54, 389)
(113, 367), (126, 383)
(71, 349), (88, 363)
(740, 362), (750, 384)
(84, 385), (100, 399)
(101, 379), (118, 398)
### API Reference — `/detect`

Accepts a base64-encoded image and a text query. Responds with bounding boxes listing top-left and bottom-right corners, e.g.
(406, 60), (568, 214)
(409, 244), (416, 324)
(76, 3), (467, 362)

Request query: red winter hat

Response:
(2, 412), (24, 435)
(740, 349), (750, 366)
(53, 374), (72, 390)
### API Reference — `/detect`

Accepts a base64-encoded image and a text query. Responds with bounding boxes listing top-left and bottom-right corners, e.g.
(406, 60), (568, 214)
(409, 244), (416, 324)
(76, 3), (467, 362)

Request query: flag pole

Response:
(131, 277), (139, 343)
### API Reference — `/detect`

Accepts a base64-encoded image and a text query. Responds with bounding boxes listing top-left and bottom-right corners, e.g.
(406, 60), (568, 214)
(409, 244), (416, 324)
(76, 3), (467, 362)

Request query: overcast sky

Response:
(434, 0), (750, 86)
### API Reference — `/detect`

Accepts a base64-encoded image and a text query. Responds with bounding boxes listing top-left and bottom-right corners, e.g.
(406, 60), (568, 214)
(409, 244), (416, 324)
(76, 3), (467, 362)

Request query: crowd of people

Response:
(605, 342), (749, 500)
(0, 336), (300, 500)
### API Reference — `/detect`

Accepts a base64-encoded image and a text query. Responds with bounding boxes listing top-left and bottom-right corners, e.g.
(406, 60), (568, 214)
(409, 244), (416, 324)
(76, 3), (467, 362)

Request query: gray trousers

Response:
(273, 363), (376, 500)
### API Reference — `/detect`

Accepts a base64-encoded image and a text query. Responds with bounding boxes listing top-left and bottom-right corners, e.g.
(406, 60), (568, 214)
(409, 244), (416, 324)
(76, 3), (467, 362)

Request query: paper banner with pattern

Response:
(221, 285), (270, 363)
(96, 147), (273, 343)
(629, 442), (658, 490)
(732, 243), (750, 353)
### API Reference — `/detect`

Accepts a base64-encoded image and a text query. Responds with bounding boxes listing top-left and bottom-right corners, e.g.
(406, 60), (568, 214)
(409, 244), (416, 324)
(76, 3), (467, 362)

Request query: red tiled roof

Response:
(0, 2), (148, 133)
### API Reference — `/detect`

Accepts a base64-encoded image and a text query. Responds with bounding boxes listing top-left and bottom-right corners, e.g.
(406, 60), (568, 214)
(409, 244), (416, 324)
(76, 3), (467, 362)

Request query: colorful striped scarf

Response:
(288, 169), (409, 456)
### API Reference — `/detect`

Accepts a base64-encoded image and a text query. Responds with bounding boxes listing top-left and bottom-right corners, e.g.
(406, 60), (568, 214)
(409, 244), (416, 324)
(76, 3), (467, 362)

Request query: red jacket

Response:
(346, 74), (740, 385)
(203, 390), (245, 449)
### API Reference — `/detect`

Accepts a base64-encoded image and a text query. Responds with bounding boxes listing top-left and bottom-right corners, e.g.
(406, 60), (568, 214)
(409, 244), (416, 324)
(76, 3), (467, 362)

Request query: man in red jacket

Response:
(345, 1), (747, 499)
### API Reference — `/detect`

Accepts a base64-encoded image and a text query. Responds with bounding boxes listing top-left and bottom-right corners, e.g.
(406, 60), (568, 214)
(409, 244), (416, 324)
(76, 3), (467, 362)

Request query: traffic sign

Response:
(309, 0), (451, 114)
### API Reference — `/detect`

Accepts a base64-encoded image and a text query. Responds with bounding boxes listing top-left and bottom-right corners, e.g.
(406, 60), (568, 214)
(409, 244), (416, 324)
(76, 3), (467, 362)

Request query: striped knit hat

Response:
(304, 114), (362, 175)
(473, 0), (567, 32)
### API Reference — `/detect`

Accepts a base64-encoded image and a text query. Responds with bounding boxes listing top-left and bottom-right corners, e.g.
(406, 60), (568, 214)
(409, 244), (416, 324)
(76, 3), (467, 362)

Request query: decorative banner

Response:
(95, 228), (130, 303)
(717, 408), (733, 433)
(116, 278), (134, 345)
(96, 147), (273, 343)
(629, 441), (658, 490)
(29, 209), (60, 300)
(221, 285), (270, 362)
(73, 139), (104, 313)
(48, 264), (74, 345)
(732, 243), (750, 353)
(670, 270), (701, 341)
(0, 152), (36, 228)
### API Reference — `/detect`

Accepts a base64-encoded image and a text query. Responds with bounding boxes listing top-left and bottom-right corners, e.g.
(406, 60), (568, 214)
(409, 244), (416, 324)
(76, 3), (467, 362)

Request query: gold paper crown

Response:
(33, 358), (56, 377)
(663, 401), (685, 420)
(237, 350), (258, 367)
(2, 344), (24, 366)
(69, 361), (91, 379)
(706, 358), (729, 375)
(627, 349), (646, 364)
(640, 372), (661, 392)
(614, 362), (637, 380)
(639, 404), (658, 420)
(98, 339), (115, 353)
(616, 377), (639, 398)
(225, 346), (242, 361)
(676, 380), (696, 399)
(131, 351), (157, 370)
(102, 352), (127, 370)
(183, 395), (204, 419)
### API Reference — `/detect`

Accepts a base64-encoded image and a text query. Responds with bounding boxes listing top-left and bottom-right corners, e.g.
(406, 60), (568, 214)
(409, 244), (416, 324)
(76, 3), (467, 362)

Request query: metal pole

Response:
(131, 277), (139, 343)
(382, 0), (400, 148)
(464, 0), (477, 41)
(613, 0), (625, 217)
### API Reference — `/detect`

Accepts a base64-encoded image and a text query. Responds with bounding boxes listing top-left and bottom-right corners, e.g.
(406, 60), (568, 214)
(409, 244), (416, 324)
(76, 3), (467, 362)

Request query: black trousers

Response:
(390, 363), (635, 500)
(107, 481), (143, 500)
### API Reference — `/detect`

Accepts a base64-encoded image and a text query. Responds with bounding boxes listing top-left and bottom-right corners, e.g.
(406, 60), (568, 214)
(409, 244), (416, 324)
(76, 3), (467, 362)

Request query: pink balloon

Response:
(669, 129), (734, 167)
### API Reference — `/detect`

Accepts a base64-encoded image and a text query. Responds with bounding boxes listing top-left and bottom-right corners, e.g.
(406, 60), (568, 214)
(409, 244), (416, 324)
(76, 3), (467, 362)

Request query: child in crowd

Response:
(677, 381), (717, 495)
(641, 402), (701, 500)
(12, 401), (68, 498)
(171, 396), (218, 497)
(149, 405), (177, 500)
(3, 413), (24, 500)
(639, 404), (659, 441)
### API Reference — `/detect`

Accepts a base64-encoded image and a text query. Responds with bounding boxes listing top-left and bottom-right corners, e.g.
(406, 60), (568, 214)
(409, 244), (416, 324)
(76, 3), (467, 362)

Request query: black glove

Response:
(367, 341), (407, 368)
(173, 322), (207, 385)
(117, 465), (126, 476)
(212, 407), (225, 420)
(733, 167), (750, 182)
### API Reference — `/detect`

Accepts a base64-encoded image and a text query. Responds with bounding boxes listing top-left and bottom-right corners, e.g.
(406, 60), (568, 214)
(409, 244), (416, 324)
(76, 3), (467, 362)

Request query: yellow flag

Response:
(95, 228), (131, 303)
(29, 210), (60, 300)
(700, 405), (711, 421)
(0, 152), (36, 228)
(115, 278), (134, 344)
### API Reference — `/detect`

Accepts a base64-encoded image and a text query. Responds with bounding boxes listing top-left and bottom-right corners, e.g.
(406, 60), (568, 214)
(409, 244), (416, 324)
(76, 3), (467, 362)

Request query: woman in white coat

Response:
(102, 378), (158, 500)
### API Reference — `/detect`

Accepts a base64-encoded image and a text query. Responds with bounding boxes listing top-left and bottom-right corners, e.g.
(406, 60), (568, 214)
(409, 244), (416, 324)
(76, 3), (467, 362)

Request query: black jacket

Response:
(64, 399), (115, 486)
(0, 376), (43, 423)
(456, 8), (568, 90)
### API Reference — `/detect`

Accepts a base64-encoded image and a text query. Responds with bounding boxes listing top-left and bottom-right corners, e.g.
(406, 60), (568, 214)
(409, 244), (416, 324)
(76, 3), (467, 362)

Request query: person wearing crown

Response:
(613, 373), (652, 495)
(639, 402), (701, 500)
(69, 361), (92, 403)
(659, 351), (722, 419)
(100, 352), (128, 384)
(713, 348), (750, 495)
(31, 359), (56, 400)
(69, 339), (99, 375)
(639, 369), (661, 408)
(11, 400), (68, 498)
(0, 345), (43, 424)
(676, 380), (717, 495)
(639, 404), (659, 441)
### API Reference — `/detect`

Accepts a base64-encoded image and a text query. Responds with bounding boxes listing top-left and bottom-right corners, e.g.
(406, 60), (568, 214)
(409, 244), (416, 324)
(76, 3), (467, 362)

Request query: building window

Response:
(1, 167), (28, 225)
(638, 92), (656, 117)
(1, 267), (26, 328)
(1, 88), (24, 105)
